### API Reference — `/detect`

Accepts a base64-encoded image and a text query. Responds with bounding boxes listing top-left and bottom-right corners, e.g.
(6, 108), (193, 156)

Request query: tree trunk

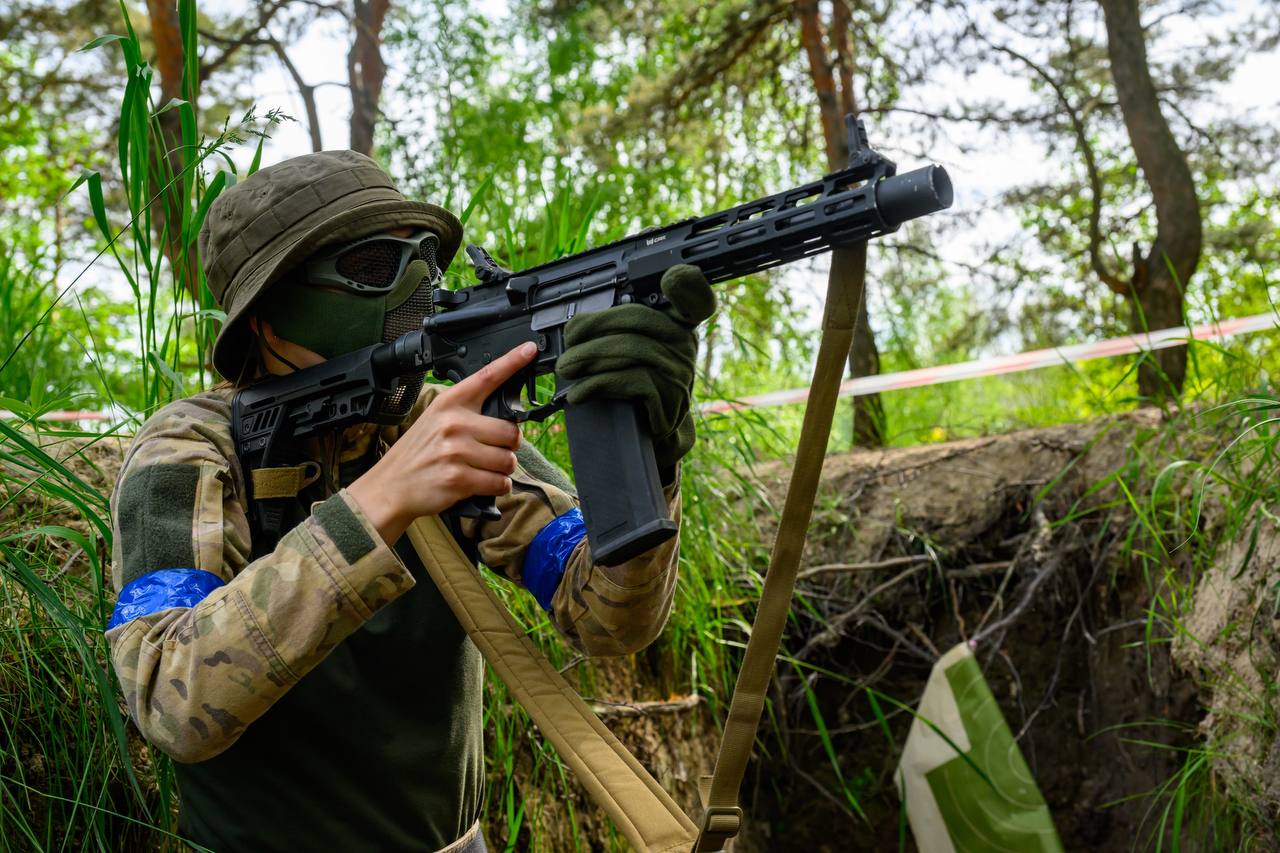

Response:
(348, 0), (391, 156)
(795, 0), (885, 446)
(1099, 0), (1202, 400)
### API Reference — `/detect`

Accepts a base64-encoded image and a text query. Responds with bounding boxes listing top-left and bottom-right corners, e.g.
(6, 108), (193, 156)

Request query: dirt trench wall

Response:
(731, 410), (1238, 852)
(1173, 503), (1280, 827)
(490, 409), (1259, 851)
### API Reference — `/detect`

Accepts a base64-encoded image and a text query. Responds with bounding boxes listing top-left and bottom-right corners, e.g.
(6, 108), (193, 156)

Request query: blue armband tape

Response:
(522, 508), (586, 612)
(106, 568), (226, 630)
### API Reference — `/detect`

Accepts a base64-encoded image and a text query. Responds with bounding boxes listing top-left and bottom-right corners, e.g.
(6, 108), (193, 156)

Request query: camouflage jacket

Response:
(106, 384), (680, 764)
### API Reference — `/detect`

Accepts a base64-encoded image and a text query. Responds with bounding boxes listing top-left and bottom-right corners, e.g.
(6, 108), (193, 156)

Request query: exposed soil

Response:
(1173, 497), (1280, 836)
(501, 409), (1241, 851)
(728, 410), (1207, 852)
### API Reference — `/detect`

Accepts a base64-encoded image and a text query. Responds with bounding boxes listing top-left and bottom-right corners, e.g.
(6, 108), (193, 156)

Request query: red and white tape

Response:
(16, 410), (113, 422)
(7, 313), (1277, 423)
(698, 312), (1279, 415)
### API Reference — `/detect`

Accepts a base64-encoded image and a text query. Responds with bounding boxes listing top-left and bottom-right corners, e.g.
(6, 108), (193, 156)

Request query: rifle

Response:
(232, 118), (952, 566)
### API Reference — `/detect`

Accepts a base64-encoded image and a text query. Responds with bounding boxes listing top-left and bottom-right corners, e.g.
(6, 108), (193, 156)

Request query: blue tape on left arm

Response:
(522, 508), (586, 612)
(106, 568), (226, 630)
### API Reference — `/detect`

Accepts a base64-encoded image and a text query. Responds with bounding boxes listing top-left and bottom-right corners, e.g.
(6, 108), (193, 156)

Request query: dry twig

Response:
(797, 554), (931, 580)
(589, 694), (704, 721)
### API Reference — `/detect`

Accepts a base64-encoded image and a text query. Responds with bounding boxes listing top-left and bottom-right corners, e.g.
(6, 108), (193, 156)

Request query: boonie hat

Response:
(199, 150), (462, 381)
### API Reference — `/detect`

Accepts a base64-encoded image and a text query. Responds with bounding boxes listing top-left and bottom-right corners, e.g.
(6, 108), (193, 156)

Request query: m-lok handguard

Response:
(232, 118), (953, 566)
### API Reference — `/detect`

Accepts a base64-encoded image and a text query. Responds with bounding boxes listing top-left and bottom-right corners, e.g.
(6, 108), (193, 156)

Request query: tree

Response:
(384, 0), (824, 412)
(350, 0), (392, 155)
(794, 0), (888, 442)
(185, 0), (394, 156)
(584, 0), (909, 443)
(1097, 0), (1200, 399)
(934, 0), (1273, 402)
(0, 1), (120, 267)
(124, 0), (394, 301)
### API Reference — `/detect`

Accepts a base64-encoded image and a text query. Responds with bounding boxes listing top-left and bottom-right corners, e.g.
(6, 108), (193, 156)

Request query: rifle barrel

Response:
(877, 165), (953, 227)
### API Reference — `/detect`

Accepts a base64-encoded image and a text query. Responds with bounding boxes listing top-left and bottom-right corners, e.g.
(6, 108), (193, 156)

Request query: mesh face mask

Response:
(262, 230), (442, 418)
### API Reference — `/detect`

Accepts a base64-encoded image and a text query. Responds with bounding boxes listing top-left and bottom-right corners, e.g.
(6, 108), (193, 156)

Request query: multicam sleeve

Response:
(105, 392), (415, 763)
(460, 442), (682, 658)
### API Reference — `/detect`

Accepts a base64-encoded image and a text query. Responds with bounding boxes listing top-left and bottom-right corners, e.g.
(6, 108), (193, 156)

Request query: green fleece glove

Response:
(556, 264), (715, 472)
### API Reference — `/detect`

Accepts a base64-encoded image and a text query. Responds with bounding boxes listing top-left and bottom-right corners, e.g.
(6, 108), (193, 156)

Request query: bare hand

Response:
(346, 342), (538, 545)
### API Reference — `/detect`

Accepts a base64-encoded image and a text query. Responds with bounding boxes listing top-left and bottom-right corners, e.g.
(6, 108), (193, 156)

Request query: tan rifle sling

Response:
(403, 244), (865, 852)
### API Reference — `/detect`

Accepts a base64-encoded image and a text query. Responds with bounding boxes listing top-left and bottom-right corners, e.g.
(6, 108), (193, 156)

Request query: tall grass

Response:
(0, 0), (275, 849)
(1023, 346), (1280, 848)
(1134, 394), (1280, 850)
(0, 422), (181, 850)
(72, 6), (278, 416)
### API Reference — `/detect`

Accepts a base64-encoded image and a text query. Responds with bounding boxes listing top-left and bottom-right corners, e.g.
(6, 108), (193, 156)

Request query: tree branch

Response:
(664, 2), (790, 116)
(198, 0), (290, 82)
(970, 24), (1128, 295)
(588, 694), (704, 720)
(264, 36), (324, 152)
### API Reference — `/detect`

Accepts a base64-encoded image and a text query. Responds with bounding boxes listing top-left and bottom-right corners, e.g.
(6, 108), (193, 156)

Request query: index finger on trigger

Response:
(447, 341), (539, 409)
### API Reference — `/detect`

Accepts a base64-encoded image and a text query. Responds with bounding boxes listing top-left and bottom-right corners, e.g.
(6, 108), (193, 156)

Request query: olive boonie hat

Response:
(199, 150), (463, 381)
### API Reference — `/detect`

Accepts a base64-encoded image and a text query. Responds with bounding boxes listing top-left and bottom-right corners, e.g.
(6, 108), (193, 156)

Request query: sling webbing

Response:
(406, 517), (700, 853)
(242, 466), (697, 849)
(249, 242), (861, 849)
(692, 244), (866, 851)
(244, 301), (862, 851)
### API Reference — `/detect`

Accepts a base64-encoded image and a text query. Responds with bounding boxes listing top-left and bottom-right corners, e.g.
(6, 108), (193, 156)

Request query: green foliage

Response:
(0, 9), (116, 269)
(384, 0), (827, 406)
(0, 247), (101, 411)
(946, 0), (1280, 362)
(0, 420), (184, 850)
(0, 3), (279, 849)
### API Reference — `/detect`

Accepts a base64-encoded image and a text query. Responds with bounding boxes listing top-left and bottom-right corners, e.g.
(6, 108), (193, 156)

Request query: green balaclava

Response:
(258, 228), (441, 414)
(198, 150), (463, 384)
(262, 229), (440, 359)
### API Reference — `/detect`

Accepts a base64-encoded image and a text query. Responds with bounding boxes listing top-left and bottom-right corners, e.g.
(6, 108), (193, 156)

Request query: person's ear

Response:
(248, 316), (274, 340)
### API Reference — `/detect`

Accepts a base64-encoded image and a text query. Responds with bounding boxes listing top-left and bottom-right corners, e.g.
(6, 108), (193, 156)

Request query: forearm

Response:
(461, 442), (682, 655)
(107, 491), (414, 762)
(548, 481), (682, 656)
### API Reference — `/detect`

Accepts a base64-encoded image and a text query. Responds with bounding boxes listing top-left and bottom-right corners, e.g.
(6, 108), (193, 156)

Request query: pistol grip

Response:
(445, 386), (522, 524)
(565, 399), (678, 567)
(451, 495), (502, 522)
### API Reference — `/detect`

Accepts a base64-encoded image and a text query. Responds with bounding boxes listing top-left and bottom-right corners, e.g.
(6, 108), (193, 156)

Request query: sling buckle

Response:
(694, 804), (743, 851)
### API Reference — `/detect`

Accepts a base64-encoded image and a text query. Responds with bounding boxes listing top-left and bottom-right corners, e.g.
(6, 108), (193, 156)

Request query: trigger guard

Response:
(482, 382), (526, 422)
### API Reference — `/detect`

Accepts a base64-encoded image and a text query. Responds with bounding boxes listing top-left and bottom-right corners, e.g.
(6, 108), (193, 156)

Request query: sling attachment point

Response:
(250, 461), (322, 499)
(695, 805), (742, 852)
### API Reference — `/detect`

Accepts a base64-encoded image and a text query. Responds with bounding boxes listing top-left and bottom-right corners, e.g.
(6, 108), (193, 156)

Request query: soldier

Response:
(104, 150), (713, 852)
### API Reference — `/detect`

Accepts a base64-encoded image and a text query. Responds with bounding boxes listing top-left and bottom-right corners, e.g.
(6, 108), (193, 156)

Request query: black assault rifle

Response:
(232, 117), (953, 566)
